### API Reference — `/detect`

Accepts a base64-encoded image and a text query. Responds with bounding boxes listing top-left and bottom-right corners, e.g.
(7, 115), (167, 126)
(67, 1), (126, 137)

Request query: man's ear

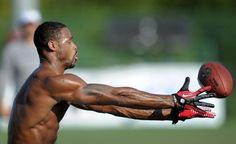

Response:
(47, 40), (58, 51)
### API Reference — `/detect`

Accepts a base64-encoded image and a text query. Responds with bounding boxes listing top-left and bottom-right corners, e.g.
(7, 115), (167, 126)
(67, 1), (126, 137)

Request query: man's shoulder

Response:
(45, 73), (87, 91)
(65, 73), (87, 83)
(47, 73), (85, 83)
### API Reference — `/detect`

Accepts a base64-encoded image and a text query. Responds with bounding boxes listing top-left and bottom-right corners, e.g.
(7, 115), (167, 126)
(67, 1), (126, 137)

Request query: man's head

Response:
(34, 21), (78, 69)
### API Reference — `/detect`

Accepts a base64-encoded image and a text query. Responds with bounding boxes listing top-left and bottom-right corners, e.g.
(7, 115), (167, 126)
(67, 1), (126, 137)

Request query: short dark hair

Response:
(34, 21), (67, 57)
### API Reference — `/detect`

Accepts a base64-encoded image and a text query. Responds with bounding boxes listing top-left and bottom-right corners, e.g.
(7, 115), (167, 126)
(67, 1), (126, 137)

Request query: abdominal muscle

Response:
(8, 110), (60, 144)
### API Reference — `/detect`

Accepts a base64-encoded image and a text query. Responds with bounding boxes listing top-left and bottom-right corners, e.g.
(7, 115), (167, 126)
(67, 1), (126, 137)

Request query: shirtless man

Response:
(8, 21), (216, 144)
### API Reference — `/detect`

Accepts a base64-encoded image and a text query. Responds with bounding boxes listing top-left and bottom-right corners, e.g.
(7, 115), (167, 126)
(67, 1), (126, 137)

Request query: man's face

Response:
(57, 27), (78, 69)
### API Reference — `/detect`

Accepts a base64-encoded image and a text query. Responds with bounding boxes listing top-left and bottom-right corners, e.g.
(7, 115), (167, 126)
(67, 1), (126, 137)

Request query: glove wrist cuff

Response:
(171, 107), (179, 124)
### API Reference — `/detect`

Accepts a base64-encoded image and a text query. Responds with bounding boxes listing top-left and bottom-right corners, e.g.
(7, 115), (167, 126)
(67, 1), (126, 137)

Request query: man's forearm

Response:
(72, 104), (172, 121)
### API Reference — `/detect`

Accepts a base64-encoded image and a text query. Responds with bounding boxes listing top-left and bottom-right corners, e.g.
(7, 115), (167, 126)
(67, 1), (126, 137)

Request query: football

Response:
(198, 62), (233, 98)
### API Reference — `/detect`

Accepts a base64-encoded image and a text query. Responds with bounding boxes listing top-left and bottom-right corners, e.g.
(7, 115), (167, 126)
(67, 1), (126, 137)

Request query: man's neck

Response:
(40, 58), (65, 75)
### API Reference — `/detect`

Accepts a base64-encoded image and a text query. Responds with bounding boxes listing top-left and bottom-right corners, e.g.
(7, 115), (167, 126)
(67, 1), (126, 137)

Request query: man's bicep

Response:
(70, 84), (116, 105)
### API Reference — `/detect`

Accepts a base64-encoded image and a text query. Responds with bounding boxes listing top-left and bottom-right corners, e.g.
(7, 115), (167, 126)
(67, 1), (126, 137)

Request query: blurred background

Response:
(0, 0), (235, 144)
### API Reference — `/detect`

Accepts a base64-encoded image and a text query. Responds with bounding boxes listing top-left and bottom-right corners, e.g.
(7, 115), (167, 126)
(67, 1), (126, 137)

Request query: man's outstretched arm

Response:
(46, 74), (175, 110)
(72, 103), (215, 122)
(47, 74), (215, 122)
(47, 74), (215, 112)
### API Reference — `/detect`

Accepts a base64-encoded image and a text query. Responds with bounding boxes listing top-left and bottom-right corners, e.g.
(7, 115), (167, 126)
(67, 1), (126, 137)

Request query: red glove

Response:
(173, 77), (215, 109)
(171, 104), (216, 124)
(178, 104), (215, 120)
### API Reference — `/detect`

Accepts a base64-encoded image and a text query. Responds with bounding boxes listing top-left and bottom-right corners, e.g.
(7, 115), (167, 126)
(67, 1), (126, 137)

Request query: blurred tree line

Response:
(0, 0), (235, 118)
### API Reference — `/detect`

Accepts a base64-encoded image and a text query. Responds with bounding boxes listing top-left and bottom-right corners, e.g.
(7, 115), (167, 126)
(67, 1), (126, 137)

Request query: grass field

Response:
(1, 118), (235, 144)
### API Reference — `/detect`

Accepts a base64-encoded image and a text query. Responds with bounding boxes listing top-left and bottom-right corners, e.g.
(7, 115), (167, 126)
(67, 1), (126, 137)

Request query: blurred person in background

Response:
(0, 10), (41, 118)
(0, 73), (9, 118)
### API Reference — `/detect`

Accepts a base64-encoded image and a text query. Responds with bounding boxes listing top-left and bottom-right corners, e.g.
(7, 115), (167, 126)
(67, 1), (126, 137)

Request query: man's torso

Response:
(8, 69), (70, 144)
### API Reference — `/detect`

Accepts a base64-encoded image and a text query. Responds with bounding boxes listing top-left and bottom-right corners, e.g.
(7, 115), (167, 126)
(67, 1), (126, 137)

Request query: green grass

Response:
(1, 119), (235, 144)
